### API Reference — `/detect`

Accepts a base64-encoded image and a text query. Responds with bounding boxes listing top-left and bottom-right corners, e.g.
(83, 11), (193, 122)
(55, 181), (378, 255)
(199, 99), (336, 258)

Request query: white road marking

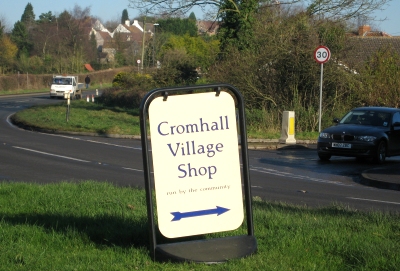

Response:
(250, 166), (353, 186)
(122, 167), (143, 172)
(7, 113), (142, 150)
(86, 140), (142, 150)
(347, 197), (400, 205)
(12, 146), (90, 162)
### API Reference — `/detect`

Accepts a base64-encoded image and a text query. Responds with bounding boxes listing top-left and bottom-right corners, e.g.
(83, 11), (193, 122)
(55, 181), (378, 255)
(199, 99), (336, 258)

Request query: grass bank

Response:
(10, 99), (319, 140)
(0, 181), (399, 270)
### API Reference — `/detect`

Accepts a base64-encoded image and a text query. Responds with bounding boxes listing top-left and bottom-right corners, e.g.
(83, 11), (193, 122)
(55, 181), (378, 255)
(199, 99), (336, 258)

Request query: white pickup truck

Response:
(50, 75), (84, 99)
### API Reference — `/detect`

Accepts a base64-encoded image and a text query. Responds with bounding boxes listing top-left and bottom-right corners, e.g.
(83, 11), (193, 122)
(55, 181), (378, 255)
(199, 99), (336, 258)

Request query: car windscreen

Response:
(340, 110), (391, 127)
(52, 78), (72, 85)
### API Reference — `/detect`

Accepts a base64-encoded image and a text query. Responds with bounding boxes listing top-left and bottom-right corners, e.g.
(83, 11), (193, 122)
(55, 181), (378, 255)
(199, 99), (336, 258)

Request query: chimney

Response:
(125, 20), (130, 26)
(358, 25), (371, 36)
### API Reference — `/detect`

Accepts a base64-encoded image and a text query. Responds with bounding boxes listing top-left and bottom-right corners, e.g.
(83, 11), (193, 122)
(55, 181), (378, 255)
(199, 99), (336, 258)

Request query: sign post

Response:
(137, 59), (141, 72)
(140, 84), (257, 263)
(314, 46), (331, 132)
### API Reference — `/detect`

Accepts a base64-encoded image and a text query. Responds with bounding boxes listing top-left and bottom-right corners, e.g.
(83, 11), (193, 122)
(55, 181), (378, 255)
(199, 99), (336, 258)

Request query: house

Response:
(342, 25), (400, 71)
(89, 20), (112, 51)
(89, 18), (221, 64)
(90, 19), (153, 63)
(196, 20), (220, 36)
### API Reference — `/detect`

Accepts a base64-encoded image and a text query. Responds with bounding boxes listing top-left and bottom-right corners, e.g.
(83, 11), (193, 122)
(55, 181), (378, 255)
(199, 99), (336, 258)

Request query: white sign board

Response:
(149, 92), (244, 238)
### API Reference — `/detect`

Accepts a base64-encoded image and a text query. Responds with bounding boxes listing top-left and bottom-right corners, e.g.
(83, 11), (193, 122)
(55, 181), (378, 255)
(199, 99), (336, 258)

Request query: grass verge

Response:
(10, 100), (319, 140)
(0, 181), (398, 270)
(11, 100), (141, 136)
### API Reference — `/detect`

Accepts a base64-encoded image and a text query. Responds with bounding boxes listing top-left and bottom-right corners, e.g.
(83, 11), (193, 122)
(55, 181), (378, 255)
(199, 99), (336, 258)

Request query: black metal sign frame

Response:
(139, 83), (257, 263)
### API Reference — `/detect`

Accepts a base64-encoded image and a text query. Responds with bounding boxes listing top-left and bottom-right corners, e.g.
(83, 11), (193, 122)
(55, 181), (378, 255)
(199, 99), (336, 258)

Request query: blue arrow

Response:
(171, 206), (230, 221)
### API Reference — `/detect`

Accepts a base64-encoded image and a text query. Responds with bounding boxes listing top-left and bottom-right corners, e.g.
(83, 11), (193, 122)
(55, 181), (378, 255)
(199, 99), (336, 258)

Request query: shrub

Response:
(100, 72), (157, 108)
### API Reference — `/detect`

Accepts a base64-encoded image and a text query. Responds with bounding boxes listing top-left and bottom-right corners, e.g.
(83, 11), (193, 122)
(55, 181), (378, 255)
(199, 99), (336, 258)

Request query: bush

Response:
(112, 72), (156, 90)
(97, 87), (148, 108)
(99, 72), (158, 108)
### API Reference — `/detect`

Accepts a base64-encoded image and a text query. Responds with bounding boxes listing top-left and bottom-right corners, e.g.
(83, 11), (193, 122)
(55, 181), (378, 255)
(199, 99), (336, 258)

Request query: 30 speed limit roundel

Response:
(314, 46), (331, 64)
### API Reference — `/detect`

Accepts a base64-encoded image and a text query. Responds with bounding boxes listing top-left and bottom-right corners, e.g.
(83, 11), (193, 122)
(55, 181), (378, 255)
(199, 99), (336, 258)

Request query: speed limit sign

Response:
(314, 46), (330, 64)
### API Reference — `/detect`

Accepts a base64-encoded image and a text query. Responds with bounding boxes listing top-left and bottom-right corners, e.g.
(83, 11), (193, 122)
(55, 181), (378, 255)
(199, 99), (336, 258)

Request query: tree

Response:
(0, 20), (4, 38)
(0, 35), (18, 73)
(121, 9), (129, 23)
(217, 0), (259, 52)
(21, 2), (36, 26)
(160, 34), (219, 70)
(156, 17), (198, 36)
(306, 0), (392, 22)
(189, 12), (196, 21)
(128, 0), (391, 52)
(10, 20), (33, 57)
(210, 9), (359, 131)
(55, 5), (92, 73)
(128, 0), (390, 20)
(360, 46), (400, 107)
(37, 11), (56, 24)
(30, 12), (59, 71)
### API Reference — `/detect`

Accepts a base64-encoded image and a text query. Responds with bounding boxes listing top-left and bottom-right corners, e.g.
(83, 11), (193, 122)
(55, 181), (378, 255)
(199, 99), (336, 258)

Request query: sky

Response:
(0, 0), (399, 35)
(0, 0), (140, 31)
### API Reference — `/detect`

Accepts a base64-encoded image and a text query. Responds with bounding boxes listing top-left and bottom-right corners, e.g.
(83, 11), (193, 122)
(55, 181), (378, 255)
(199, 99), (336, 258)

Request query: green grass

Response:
(11, 100), (319, 140)
(0, 181), (399, 270)
(11, 100), (141, 136)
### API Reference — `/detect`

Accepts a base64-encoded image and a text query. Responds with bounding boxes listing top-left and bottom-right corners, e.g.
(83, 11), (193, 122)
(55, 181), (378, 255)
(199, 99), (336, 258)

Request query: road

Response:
(1, 93), (399, 212)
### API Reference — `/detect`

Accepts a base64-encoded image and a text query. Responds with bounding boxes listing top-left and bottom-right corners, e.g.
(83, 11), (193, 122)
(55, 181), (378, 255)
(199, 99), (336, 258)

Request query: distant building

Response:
(343, 25), (400, 71)
(89, 19), (220, 63)
(89, 19), (153, 63)
(196, 20), (220, 36)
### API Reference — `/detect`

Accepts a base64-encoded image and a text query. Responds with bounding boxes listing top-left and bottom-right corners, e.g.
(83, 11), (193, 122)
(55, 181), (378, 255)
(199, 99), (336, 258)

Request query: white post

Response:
(279, 111), (296, 144)
(319, 63), (324, 132)
(65, 93), (70, 122)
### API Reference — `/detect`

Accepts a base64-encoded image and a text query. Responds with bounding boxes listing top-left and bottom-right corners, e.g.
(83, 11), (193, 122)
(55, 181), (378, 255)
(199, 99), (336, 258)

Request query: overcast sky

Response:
(0, 0), (399, 35)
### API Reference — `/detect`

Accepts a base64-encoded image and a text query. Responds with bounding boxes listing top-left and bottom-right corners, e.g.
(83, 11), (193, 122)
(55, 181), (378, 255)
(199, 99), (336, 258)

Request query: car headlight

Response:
(319, 132), (330, 139)
(356, 136), (376, 142)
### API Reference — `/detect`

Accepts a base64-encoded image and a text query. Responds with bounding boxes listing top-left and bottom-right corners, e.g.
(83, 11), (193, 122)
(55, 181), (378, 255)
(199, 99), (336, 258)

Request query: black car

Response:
(317, 107), (400, 163)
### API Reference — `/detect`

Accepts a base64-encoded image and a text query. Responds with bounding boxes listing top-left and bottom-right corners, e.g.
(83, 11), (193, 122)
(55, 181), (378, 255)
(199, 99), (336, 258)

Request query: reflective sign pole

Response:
(319, 63), (323, 132)
(313, 46), (331, 132)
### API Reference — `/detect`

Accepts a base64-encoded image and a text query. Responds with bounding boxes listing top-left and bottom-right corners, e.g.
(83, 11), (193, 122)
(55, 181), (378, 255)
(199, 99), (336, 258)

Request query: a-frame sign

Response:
(139, 84), (257, 263)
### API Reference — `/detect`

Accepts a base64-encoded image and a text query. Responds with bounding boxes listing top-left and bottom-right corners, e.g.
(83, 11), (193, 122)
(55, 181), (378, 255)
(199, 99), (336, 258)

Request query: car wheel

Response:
(373, 141), (386, 164)
(318, 153), (331, 161)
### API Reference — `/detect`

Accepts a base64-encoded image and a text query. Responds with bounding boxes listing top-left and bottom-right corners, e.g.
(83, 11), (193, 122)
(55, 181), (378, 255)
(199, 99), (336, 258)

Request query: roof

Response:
(353, 107), (400, 113)
(84, 64), (95, 71)
(343, 37), (400, 69)
(98, 31), (112, 40)
(196, 20), (220, 35)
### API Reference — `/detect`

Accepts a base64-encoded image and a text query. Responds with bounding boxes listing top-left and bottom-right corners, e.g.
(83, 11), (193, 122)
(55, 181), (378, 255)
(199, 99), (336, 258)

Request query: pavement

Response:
(247, 139), (400, 192)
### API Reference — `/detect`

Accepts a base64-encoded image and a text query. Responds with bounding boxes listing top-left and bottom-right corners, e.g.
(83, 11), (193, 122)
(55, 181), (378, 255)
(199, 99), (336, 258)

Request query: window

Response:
(393, 112), (400, 125)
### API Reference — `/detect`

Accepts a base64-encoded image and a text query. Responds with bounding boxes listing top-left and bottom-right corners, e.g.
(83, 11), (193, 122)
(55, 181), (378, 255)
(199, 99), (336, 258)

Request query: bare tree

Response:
(0, 14), (12, 33)
(128, 0), (300, 16)
(128, 0), (391, 22)
(306, 0), (392, 22)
